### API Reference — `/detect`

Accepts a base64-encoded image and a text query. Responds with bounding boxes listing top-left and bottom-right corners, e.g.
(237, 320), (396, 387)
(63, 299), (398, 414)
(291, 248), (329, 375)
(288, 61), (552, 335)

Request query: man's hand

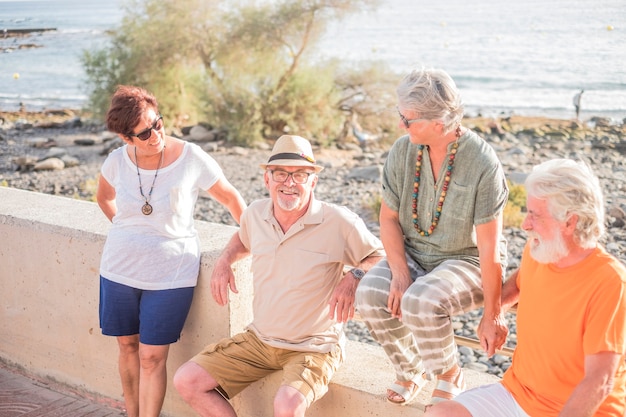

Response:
(210, 259), (238, 306)
(328, 274), (358, 322)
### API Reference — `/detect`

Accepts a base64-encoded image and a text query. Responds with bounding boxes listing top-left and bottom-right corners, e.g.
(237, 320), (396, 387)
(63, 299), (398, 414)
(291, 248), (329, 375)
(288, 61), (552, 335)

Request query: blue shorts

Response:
(99, 276), (194, 345)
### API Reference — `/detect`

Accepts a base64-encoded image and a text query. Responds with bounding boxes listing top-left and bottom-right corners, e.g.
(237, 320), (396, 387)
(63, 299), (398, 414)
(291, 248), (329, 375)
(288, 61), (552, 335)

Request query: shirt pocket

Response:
(445, 180), (474, 222)
(286, 249), (331, 292)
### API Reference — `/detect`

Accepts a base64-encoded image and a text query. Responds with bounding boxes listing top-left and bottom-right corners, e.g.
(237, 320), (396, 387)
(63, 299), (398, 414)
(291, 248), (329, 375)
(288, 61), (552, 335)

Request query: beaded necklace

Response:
(411, 127), (461, 236)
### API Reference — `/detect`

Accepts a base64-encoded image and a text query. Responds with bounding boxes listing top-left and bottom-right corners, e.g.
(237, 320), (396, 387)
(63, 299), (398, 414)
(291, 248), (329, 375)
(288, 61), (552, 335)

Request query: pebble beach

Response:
(1, 110), (626, 378)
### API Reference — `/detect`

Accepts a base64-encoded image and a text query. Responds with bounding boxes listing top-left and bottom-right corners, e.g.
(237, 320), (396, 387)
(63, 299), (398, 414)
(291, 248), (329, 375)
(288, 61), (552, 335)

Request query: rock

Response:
(189, 124), (218, 142)
(33, 157), (65, 171)
(12, 155), (38, 171)
(26, 137), (52, 148)
(465, 362), (490, 372)
(60, 154), (80, 168)
(609, 206), (625, 220)
(74, 138), (96, 146)
(346, 165), (382, 182)
(43, 148), (68, 159)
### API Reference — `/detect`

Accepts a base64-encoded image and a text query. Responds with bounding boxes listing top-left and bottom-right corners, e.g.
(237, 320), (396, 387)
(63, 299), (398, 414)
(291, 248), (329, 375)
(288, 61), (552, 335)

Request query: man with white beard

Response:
(425, 159), (626, 417)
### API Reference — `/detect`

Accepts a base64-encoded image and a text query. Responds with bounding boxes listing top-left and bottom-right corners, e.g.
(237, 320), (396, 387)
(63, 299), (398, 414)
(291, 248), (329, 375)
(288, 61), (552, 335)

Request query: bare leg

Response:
(274, 385), (307, 417)
(424, 398), (473, 417)
(174, 361), (237, 417)
(117, 335), (140, 417)
(138, 343), (170, 417)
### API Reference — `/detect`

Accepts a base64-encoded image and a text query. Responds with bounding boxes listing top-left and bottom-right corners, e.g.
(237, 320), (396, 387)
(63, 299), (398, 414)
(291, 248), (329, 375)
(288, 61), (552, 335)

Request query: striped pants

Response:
(355, 255), (484, 382)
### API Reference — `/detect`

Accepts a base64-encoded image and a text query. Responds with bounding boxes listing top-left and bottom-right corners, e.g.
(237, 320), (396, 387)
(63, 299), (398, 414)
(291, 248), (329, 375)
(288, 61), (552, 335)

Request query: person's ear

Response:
(118, 133), (134, 145)
(564, 213), (578, 235)
(263, 170), (270, 189)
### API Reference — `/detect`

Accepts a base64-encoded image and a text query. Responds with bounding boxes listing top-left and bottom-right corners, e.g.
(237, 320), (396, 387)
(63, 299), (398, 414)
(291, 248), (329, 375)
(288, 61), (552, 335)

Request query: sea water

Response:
(0, 0), (624, 120)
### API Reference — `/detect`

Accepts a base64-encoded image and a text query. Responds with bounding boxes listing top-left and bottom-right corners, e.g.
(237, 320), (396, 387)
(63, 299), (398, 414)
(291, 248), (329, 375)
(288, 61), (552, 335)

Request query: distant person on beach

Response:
(573, 89), (584, 120)
(173, 135), (385, 417)
(96, 85), (246, 417)
(426, 159), (626, 417)
(354, 68), (509, 408)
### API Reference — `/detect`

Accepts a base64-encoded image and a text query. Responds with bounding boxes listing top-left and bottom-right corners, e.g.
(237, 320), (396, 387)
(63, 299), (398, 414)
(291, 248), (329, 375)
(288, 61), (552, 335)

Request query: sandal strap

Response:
(434, 379), (464, 396)
(387, 373), (428, 403)
(388, 383), (415, 401)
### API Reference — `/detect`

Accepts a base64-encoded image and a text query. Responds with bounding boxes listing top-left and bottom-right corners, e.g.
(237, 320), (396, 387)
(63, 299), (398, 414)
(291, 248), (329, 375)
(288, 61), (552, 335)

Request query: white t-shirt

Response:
(99, 142), (223, 290)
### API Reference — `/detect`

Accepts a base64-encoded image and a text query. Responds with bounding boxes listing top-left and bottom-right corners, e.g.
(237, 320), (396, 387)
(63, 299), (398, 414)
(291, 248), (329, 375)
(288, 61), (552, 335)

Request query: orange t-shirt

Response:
(502, 245), (626, 416)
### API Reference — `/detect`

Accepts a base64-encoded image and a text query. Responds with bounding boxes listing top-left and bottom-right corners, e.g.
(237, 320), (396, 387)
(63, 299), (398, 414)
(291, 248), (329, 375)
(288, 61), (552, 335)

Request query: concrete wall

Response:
(0, 187), (498, 416)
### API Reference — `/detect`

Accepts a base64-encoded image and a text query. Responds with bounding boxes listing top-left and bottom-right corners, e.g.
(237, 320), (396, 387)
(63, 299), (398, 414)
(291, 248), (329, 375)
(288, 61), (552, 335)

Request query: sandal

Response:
(428, 366), (466, 407)
(386, 373), (428, 406)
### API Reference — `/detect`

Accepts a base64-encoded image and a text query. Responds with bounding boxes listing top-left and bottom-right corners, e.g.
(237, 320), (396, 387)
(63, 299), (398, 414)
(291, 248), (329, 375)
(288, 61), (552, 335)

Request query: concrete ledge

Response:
(233, 340), (500, 416)
(0, 187), (500, 416)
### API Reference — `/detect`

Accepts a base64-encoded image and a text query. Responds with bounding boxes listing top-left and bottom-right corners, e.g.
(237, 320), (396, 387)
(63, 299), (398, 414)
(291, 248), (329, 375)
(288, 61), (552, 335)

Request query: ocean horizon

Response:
(1, 0), (625, 121)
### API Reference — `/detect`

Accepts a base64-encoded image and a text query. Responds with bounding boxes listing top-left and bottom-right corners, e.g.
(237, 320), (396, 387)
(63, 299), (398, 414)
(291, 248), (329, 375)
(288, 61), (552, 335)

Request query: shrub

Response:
(503, 180), (527, 228)
(81, 0), (401, 147)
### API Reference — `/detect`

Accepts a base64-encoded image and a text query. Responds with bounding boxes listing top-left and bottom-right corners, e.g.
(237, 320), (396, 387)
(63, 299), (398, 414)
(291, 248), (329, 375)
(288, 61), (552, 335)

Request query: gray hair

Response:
(525, 159), (605, 248)
(396, 68), (464, 135)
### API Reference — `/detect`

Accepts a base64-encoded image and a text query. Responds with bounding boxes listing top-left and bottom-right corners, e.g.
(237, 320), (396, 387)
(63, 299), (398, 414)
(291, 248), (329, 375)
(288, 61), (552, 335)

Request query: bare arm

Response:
(210, 232), (250, 306)
(501, 268), (520, 311)
(96, 175), (116, 222)
(558, 352), (622, 417)
(476, 214), (508, 356)
(206, 177), (247, 225)
(379, 200), (411, 318)
(328, 253), (385, 322)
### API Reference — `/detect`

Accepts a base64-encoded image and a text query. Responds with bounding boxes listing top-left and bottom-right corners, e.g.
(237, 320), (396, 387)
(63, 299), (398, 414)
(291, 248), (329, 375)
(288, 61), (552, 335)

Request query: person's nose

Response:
(283, 174), (297, 186)
(521, 215), (531, 231)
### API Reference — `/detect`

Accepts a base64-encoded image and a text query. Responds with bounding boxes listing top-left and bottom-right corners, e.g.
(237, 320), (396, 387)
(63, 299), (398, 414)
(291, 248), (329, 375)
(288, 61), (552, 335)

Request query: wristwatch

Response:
(350, 268), (365, 280)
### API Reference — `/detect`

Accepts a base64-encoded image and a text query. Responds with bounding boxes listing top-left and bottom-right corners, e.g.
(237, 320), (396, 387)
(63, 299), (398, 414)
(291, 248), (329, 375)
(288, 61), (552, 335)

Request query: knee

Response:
(173, 362), (205, 400)
(401, 282), (446, 317)
(138, 348), (168, 371)
(274, 387), (307, 417)
(355, 274), (388, 310)
(117, 337), (139, 355)
(424, 400), (472, 417)
(173, 366), (191, 399)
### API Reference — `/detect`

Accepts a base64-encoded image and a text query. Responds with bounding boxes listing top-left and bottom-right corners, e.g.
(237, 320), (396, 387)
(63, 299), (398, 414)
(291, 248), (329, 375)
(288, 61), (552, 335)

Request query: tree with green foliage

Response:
(82, 0), (400, 146)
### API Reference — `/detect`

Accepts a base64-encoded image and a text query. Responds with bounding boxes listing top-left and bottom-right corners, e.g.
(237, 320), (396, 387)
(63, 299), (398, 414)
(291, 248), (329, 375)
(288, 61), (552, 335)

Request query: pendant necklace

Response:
(411, 126), (461, 236)
(135, 146), (165, 215)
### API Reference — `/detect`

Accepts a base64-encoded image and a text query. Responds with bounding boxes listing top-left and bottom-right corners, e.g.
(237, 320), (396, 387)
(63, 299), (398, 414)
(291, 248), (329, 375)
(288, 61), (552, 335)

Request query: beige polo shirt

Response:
(239, 197), (384, 353)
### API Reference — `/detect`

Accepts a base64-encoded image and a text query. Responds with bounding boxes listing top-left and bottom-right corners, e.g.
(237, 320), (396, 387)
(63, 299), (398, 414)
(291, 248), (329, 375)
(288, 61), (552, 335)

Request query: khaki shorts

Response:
(190, 330), (344, 406)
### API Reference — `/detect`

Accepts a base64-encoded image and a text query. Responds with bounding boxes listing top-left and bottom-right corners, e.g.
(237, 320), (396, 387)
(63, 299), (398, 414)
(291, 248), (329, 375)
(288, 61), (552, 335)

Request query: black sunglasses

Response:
(128, 115), (163, 141)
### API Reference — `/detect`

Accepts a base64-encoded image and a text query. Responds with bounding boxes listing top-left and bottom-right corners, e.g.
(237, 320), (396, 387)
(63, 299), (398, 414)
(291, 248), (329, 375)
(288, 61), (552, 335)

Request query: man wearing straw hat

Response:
(174, 135), (385, 416)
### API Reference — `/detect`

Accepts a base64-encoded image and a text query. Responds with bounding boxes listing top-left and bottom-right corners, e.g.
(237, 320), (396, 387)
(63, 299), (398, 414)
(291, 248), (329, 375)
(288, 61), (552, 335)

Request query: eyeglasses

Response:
(129, 115), (163, 141)
(396, 107), (429, 129)
(269, 169), (314, 184)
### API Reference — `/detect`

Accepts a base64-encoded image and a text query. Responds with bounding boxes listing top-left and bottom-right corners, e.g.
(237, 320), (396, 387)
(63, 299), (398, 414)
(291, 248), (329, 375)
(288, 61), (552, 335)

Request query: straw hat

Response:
(260, 135), (324, 172)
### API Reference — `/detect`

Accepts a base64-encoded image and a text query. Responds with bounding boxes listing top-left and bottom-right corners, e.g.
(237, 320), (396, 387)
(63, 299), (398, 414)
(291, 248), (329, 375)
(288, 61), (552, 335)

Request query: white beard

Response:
(276, 188), (301, 211)
(528, 230), (569, 264)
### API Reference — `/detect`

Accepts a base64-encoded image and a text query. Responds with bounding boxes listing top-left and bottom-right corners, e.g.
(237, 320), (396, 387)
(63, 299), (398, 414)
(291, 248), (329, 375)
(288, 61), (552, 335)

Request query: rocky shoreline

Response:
(1, 110), (626, 377)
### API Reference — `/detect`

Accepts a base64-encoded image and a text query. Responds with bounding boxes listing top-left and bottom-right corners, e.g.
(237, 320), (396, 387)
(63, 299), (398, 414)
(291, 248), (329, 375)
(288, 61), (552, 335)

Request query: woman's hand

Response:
(477, 312), (508, 357)
(387, 274), (412, 319)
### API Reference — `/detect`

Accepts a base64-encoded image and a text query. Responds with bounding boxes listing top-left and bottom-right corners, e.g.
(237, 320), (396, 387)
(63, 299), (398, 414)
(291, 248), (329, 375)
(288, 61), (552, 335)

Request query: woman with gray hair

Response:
(355, 68), (509, 408)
